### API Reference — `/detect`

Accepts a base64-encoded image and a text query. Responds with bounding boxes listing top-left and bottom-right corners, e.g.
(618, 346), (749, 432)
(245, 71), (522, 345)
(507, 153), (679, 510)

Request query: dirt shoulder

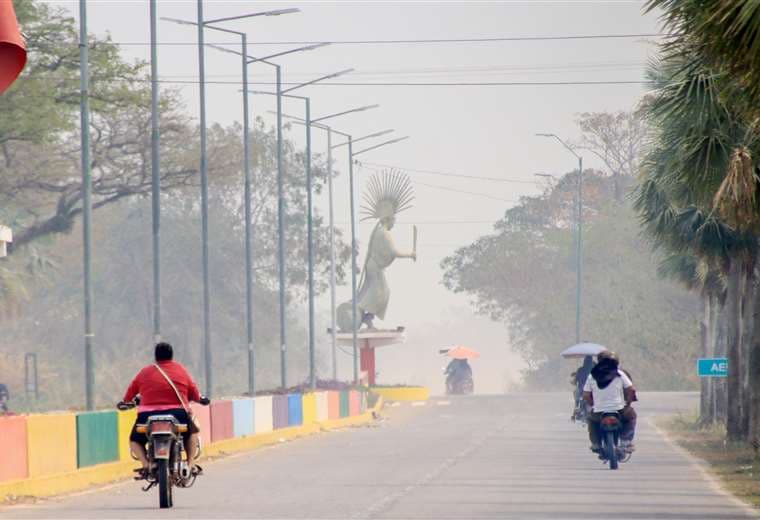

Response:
(659, 413), (760, 509)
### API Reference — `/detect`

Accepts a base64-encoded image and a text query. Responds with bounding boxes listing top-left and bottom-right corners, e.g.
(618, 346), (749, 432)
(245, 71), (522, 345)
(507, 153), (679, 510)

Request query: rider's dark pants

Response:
(587, 405), (636, 445)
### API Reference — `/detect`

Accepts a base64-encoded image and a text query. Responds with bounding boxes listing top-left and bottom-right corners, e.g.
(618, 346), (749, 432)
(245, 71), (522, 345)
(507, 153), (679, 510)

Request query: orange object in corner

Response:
(0, 0), (27, 94)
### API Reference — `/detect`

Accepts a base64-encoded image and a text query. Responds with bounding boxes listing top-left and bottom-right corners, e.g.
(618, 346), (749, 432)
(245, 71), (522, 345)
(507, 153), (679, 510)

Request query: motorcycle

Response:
(446, 375), (474, 395)
(119, 399), (206, 508)
(597, 411), (632, 470)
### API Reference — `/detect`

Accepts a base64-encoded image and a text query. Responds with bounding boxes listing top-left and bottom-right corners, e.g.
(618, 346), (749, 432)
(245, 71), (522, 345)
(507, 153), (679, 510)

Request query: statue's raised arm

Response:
(337, 170), (416, 332)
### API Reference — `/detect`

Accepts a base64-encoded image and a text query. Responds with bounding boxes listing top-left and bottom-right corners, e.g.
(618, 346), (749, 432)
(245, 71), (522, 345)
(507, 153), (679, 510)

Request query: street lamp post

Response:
(277, 113), (381, 383)
(536, 133), (583, 344)
(149, 0), (161, 344)
(163, 8), (301, 395)
(78, 0), (95, 410)
(330, 133), (410, 382)
(248, 71), (355, 390)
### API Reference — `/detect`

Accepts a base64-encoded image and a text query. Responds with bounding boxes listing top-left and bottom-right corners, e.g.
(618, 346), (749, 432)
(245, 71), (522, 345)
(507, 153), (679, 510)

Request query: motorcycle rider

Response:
(118, 342), (207, 479)
(582, 352), (637, 453)
(571, 356), (593, 420)
(445, 358), (472, 393)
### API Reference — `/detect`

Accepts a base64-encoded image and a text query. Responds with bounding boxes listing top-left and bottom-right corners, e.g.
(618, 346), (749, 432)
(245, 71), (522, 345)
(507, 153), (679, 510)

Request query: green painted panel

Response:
(76, 411), (119, 468)
(339, 391), (349, 418)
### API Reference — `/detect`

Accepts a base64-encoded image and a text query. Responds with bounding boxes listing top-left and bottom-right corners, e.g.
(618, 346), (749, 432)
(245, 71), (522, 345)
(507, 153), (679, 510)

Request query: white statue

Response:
(337, 170), (417, 331)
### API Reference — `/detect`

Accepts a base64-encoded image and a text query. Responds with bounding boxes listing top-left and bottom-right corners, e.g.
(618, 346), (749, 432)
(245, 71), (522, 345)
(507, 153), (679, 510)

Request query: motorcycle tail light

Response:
(601, 416), (620, 427)
(150, 421), (174, 433)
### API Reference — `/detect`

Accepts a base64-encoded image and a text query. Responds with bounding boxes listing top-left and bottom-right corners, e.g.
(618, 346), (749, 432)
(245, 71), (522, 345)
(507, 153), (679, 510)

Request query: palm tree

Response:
(636, 40), (760, 441)
(646, 0), (760, 113)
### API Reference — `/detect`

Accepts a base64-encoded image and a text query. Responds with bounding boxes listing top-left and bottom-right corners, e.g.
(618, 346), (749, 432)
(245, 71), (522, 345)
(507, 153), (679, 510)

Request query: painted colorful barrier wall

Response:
(0, 389), (372, 494)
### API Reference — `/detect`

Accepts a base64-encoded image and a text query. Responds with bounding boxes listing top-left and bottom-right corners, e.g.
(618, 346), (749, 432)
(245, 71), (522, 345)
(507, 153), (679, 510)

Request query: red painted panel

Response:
(327, 391), (340, 420)
(190, 402), (211, 447)
(349, 390), (361, 416)
(210, 400), (234, 442)
(0, 415), (27, 481)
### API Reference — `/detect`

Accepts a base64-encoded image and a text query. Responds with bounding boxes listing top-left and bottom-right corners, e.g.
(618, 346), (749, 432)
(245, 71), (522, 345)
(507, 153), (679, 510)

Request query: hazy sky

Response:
(56, 0), (660, 391)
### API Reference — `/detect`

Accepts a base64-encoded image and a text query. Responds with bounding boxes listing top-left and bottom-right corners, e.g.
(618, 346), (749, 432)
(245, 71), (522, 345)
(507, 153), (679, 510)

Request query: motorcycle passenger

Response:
(582, 353), (637, 453)
(571, 356), (593, 420)
(445, 358), (472, 392)
(119, 343), (205, 479)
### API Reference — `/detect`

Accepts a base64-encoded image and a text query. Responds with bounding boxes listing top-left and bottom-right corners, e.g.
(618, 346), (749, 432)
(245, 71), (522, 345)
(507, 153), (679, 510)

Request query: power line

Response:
(412, 180), (518, 203)
(108, 34), (664, 46)
(98, 78), (652, 87)
(360, 162), (541, 184)
(156, 61), (646, 79)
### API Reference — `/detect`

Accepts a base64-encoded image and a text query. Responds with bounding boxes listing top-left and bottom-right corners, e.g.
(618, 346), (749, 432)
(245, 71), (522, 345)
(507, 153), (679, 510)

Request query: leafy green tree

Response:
(442, 168), (700, 390)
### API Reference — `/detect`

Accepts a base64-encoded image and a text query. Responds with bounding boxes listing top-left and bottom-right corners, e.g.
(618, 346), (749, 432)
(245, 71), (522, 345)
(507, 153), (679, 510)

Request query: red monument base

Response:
(336, 329), (406, 386)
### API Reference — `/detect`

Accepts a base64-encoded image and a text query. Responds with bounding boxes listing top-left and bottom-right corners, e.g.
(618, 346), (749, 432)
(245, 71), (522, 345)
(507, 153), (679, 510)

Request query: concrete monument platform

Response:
(335, 329), (406, 385)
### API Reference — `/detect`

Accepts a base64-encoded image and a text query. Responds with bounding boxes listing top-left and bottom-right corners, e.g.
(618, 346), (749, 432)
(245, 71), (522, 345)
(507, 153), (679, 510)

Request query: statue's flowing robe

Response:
(357, 222), (399, 320)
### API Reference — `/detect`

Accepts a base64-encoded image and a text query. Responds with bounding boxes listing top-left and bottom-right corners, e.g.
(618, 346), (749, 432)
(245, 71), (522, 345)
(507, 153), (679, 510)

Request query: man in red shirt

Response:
(120, 343), (207, 477)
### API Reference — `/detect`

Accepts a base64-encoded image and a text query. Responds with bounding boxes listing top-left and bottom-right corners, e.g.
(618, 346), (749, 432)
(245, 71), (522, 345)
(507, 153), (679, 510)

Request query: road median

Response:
(1, 391), (381, 503)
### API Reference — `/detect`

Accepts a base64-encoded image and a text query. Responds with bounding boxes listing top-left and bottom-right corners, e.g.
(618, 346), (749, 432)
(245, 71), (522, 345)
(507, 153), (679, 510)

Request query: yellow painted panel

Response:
(26, 413), (77, 478)
(117, 409), (137, 462)
(370, 386), (429, 402)
(302, 393), (317, 425)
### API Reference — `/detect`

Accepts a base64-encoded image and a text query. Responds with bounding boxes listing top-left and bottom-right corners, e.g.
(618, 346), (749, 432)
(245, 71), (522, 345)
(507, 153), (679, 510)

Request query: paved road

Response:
(2, 392), (756, 519)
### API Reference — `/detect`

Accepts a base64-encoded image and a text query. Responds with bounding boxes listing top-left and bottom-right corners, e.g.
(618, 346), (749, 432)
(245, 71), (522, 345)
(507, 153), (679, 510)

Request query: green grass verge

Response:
(659, 413), (760, 508)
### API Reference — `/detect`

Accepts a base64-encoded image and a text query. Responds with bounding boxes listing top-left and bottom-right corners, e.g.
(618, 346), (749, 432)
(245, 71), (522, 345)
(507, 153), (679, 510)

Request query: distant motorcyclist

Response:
(118, 343), (206, 480)
(445, 358), (472, 393)
(582, 354), (637, 453)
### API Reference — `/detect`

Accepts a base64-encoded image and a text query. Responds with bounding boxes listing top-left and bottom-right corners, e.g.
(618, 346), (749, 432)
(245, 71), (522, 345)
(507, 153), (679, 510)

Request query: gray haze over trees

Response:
(0, 0), (349, 409)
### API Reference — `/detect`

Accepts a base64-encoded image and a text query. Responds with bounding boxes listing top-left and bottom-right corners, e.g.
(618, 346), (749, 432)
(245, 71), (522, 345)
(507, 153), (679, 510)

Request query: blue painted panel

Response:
(287, 394), (303, 426)
(232, 398), (255, 437)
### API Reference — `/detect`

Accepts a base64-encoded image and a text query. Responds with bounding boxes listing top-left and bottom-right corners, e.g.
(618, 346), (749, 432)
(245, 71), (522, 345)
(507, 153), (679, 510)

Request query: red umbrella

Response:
(0, 0), (27, 95)
(444, 346), (480, 360)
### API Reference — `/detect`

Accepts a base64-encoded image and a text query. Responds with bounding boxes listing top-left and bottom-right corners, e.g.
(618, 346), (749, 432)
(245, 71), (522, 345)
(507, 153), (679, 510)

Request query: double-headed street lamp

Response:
(335, 131), (410, 382)
(247, 71), (356, 389)
(276, 107), (385, 382)
(163, 6), (302, 396)
(536, 133), (583, 345)
(285, 118), (408, 383)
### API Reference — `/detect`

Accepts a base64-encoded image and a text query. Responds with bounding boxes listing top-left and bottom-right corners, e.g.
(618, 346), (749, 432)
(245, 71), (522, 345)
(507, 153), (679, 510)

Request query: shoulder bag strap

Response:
(153, 363), (191, 413)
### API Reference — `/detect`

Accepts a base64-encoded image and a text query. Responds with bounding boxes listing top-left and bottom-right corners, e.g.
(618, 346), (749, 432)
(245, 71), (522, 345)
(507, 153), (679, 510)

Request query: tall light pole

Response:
(78, 0), (94, 410)
(248, 72), (353, 390)
(209, 42), (330, 389)
(536, 133), (583, 344)
(149, 0), (161, 343)
(163, 7), (302, 396)
(330, 133), (410, 382)
(276, 108), (383, 382)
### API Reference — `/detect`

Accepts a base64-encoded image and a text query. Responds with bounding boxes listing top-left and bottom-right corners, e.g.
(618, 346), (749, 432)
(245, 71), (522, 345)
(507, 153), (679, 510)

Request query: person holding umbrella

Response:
(441, 346), (478, 395)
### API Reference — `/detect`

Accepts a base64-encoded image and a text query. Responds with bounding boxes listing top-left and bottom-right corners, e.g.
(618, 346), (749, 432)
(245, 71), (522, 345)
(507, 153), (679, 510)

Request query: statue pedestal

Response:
(336, 329), (406, 386)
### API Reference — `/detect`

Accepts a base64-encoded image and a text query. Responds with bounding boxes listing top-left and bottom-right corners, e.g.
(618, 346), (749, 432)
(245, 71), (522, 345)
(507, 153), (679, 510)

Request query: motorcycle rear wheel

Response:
(605, 431), (618, 470)
(158, 459), (173, 508)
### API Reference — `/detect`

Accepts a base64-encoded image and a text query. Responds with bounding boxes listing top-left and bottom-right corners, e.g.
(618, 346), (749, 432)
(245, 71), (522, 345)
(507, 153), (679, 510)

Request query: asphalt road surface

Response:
(2, 392), (757, 519)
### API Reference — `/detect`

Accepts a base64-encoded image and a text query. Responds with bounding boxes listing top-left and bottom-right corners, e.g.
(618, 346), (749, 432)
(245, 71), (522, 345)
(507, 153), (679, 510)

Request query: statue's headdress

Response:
(360, 169), (414, 221)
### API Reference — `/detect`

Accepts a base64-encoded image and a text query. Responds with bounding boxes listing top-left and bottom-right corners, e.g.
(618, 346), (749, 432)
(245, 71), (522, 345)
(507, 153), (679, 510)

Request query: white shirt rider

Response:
(583, 370), (633, 413)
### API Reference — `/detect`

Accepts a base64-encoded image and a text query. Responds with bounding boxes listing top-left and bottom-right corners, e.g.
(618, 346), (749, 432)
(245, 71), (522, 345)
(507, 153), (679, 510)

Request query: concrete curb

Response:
(0, 398), (384, 502)
(370, 386), (429, 402)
